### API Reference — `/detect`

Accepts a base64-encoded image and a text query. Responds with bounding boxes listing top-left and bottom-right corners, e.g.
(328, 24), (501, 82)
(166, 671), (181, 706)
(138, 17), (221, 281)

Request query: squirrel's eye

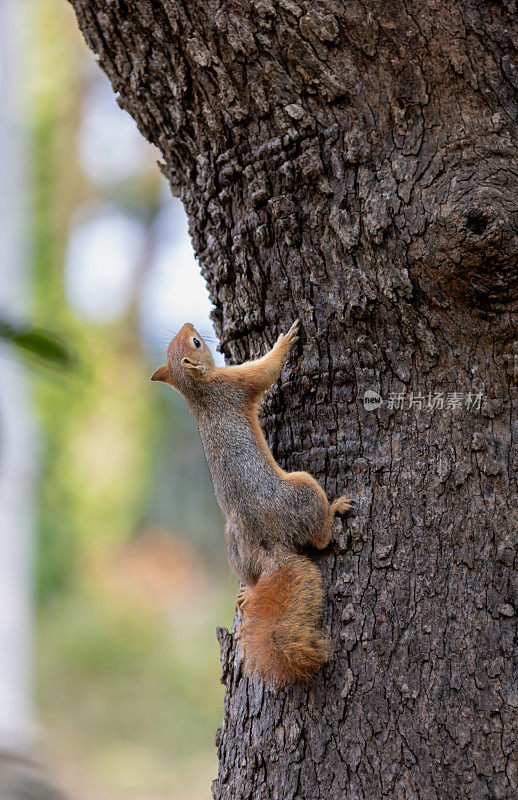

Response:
(193, 337), (201, 349)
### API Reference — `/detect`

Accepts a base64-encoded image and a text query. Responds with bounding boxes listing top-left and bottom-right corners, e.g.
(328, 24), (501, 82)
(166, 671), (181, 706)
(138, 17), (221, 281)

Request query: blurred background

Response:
(0, 1), (235, 797)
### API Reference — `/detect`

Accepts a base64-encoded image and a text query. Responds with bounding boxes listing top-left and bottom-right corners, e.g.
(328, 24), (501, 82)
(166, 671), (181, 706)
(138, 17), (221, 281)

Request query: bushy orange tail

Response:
(239, 556), (329, 686)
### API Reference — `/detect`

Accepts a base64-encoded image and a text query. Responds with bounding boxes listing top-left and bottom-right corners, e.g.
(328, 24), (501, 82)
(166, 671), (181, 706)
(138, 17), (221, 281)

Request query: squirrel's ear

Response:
(181, 357), (206, 377)
(151, 365), (173, 384)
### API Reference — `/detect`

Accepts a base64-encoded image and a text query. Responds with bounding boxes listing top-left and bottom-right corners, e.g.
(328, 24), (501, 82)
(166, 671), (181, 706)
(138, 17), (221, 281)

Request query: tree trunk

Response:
(66, 2), (517, 798)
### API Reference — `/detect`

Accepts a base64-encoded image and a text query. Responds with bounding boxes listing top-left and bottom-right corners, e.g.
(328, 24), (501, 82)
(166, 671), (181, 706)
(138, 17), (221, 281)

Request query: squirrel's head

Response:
(151, 323), (215, 393)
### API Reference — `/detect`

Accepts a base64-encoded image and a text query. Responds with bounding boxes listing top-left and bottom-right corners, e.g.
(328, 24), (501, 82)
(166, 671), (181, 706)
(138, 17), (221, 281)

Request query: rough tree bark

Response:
(66, 2), (517, 798)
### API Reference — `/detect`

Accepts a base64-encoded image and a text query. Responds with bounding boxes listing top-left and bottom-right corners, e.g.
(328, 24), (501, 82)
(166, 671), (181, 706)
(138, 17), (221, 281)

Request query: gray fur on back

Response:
(186, 378), (326, 584)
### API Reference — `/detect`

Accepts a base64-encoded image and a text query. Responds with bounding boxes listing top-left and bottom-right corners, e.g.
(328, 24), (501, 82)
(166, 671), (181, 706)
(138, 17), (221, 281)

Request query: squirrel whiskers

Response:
(152, 320), (351, 686)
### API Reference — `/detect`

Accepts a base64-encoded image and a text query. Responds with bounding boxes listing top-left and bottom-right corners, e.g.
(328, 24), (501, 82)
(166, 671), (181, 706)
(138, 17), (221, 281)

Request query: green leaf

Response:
(0, 319), (77, 372)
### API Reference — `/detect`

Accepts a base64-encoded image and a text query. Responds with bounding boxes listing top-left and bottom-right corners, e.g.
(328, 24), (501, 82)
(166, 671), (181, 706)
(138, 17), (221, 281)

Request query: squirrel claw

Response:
(330, 496), (353, 515)
(283, 319), (300, 347)
(237, 586), (250, 611)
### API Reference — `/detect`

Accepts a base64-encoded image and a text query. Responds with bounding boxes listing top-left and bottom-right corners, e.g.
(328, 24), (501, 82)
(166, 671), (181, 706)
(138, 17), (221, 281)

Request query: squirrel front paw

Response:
(276, 319), (300, 350)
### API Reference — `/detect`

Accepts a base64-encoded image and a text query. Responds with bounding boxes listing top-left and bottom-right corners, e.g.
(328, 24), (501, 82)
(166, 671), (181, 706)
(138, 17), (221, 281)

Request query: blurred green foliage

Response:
(0, 319), (77, 371)
(29, 0), (87, 601)
(38, 588), (233, 797)
(25, 2), (234, 797)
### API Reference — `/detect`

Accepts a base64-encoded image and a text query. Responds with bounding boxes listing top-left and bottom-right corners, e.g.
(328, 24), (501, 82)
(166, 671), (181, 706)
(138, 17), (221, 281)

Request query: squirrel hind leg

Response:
(330, 496), (352, 516)
(311, 495), (352, 550)
(309, 524), (332, 550)
(237, 585), (250, 611)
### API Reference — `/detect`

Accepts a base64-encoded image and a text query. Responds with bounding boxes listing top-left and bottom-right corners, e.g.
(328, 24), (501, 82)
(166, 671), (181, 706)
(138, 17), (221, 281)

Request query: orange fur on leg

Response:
(330, 496), (352, 515)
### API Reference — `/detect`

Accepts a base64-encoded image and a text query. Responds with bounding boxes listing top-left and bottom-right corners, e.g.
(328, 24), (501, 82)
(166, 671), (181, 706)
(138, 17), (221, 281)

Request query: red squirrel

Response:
(152, 320), (351, 685)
